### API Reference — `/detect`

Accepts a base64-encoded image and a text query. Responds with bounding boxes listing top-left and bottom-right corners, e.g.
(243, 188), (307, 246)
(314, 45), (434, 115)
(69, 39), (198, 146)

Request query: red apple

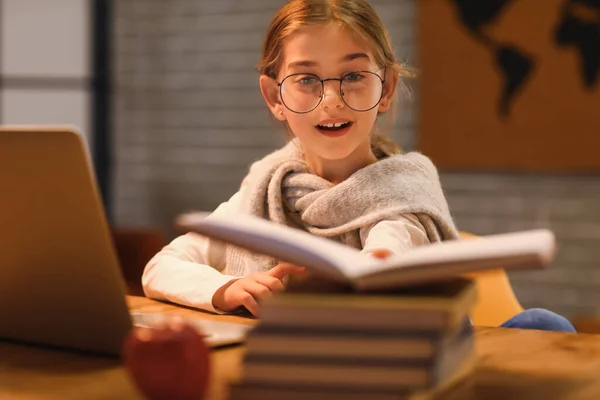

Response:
(122, 321), (210, 400)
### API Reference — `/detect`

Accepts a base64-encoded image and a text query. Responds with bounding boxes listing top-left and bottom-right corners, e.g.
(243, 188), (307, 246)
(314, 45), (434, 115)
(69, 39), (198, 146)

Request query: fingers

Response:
(240, 280), (276, 317)
(239, 291), (260, 317)
(253, 273), (285, 293)
(220, 265), (308, 317)
(267, 263), (306, 280)
(243, 280), (273, 300)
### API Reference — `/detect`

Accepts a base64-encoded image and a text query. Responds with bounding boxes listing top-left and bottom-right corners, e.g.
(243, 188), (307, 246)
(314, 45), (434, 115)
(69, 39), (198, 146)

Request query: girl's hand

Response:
(212, 263), (305, 316)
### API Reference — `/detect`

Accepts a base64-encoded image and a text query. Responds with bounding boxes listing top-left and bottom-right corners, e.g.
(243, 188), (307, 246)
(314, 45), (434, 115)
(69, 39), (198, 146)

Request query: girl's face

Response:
(260, 23), (398, 162)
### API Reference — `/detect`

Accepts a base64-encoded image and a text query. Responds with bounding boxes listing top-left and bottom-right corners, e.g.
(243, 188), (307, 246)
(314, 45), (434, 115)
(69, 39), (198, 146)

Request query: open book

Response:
(175, 213), (556, 292)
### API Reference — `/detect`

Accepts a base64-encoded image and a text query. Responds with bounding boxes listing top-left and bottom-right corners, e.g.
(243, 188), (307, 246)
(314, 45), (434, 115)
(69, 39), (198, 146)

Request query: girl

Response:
(142, 0), (575, 332)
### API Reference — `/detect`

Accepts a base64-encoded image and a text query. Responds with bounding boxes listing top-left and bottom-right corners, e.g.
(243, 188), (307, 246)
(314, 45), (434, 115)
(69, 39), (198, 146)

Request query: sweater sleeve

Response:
(359, 214), (430, 257)
(141, 191), (243, 313)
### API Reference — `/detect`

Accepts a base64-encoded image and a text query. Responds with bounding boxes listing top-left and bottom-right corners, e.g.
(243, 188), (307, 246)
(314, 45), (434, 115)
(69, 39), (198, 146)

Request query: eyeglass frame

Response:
(275, 68), (387, 114)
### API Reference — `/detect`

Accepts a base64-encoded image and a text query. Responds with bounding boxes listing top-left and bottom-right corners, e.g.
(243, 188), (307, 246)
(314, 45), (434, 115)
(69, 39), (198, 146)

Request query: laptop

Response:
(0, 125), (253, 356)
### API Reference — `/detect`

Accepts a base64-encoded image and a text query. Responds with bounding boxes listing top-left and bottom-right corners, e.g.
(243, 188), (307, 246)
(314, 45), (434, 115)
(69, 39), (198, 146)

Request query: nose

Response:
(321, 80), (344, 110)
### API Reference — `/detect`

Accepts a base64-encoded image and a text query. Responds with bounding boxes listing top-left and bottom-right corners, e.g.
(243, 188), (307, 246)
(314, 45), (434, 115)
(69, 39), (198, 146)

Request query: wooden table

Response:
(1, 296), (600, 400)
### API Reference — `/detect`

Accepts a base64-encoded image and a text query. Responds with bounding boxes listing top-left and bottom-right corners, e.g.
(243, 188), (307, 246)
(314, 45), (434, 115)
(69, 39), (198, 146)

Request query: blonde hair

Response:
(256, 0), (414, 156)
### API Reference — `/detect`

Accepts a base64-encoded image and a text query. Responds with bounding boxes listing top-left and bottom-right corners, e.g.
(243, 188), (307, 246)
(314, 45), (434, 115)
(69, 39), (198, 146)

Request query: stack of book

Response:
(229, 278), (477, 400)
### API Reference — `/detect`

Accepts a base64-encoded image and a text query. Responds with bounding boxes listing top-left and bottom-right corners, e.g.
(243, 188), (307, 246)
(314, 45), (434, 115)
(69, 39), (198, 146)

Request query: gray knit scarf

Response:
(224, 140), (459, 277)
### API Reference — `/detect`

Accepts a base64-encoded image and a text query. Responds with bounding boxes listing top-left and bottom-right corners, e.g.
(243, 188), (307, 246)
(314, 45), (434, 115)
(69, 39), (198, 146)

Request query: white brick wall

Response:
(113, 0), (600, 319)
(443, 174), (600, 318)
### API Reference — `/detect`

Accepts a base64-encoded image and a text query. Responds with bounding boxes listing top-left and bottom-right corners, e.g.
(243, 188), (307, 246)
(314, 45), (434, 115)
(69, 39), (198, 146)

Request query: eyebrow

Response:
(287, 53), (371, 69)
(342, 53), (370, 62)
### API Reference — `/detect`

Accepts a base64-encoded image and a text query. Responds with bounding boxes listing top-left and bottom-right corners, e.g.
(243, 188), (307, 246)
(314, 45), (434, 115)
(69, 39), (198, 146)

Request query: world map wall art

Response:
(418, 0), (600, 172)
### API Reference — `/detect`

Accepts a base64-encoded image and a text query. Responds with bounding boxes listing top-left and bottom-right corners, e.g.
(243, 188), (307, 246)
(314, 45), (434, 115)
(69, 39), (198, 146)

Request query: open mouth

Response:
(316, 121), (353, 136)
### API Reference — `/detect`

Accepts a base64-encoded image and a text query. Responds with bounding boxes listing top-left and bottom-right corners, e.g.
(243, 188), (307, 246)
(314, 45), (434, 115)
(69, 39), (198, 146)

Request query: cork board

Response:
(418, 0), (600, 172)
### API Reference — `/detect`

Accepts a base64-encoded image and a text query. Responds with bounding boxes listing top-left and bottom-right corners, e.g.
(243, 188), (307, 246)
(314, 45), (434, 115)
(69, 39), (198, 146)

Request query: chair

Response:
(460, 232), (524, 327)
(110, 227), (167, 296)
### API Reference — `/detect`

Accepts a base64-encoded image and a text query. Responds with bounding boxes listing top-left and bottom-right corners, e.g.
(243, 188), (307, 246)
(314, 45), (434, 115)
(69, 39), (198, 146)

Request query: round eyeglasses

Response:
(276, 69), (386, 114)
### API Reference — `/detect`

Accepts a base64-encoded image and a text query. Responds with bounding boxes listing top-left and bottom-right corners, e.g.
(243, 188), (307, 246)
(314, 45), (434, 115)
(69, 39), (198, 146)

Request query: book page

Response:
(347, 230), (556, 289)
(176, 212), (374, 282)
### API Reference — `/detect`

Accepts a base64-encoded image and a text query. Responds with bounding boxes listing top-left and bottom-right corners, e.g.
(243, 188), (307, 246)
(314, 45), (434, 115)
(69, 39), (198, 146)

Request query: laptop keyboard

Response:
(130, 312), (254, 347)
